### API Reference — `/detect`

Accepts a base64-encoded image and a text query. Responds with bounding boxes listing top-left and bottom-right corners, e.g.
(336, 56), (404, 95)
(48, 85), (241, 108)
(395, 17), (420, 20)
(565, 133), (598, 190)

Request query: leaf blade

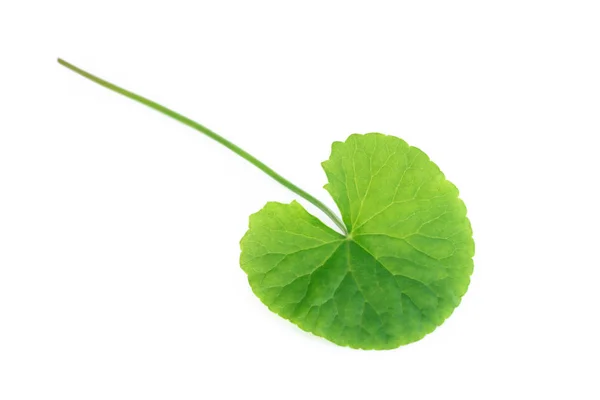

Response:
(241, 133), (474, 349)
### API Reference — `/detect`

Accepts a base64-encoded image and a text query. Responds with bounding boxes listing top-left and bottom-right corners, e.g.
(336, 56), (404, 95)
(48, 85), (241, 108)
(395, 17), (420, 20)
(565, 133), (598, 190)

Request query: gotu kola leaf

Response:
(58, 59), (474, 350)
(240, 134), (473, 349)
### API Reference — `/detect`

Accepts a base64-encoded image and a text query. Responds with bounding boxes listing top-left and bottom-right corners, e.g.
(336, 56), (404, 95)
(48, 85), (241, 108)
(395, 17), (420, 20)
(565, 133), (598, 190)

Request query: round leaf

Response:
(240, 133), (474, 349)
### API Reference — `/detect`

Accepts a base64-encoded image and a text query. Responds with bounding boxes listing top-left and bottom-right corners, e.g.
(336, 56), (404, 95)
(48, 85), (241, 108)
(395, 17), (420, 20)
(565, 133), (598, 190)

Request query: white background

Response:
(1, 1), (599, 399)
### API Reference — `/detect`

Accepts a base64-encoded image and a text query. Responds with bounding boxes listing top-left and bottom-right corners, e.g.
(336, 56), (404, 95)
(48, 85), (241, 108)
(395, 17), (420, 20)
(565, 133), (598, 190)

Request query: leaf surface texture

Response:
(240, 133), (474, 349)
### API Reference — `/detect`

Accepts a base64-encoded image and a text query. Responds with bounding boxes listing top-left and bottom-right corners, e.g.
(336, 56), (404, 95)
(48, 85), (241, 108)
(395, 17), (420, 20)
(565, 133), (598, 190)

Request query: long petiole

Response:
(57, 58), (348, 235)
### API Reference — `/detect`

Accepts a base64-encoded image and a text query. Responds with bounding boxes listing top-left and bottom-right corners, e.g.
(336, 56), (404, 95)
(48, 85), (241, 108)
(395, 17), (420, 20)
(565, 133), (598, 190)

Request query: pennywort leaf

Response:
(59, 59), (474, 350)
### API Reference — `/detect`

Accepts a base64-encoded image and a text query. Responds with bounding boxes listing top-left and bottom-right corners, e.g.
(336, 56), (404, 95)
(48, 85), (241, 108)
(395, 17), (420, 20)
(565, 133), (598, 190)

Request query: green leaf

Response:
(240, 133), (474, 349)
(57, 60), (474, 350)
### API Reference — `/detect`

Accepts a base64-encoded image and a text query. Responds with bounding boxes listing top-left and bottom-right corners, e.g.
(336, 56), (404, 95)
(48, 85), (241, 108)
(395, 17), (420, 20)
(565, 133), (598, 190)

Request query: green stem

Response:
(57, 58), (348, 235)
